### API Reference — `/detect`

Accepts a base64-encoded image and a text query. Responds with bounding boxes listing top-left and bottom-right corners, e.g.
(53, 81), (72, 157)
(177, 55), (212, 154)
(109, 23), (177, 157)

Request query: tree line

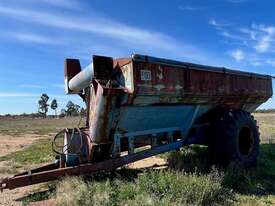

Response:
(255, 108), (275, 113)
(38, 93), (85, 118)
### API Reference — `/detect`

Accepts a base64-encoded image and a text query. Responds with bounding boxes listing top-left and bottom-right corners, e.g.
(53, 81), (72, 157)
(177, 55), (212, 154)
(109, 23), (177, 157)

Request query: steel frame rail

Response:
(1, 139), (185, 191)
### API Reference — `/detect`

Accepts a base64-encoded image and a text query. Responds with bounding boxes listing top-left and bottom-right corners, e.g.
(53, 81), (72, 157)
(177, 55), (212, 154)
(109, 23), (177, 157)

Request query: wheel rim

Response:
(238, 126), (254, 156)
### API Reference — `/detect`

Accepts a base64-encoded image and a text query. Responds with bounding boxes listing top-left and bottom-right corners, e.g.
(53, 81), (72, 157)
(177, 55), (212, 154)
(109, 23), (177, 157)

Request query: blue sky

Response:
(0, 0), (275, 114)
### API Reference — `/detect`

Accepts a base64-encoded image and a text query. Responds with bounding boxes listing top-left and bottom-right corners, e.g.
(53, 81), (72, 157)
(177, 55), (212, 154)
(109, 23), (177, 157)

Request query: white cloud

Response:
(19, 84), (43, 88)
(255, 35), (273, 53)
(228, 50), (272, 67)
(220, 31), (247, 41)
(5, 32), (62, 45)
(38, 0), (79, 9)
(252, 24), (275, 35)
(52, 84), (64, 88)
(16, 0), (81, 10)
(214, 23), (275, 55)
(0, 5), (216, 64)
(250, 61), (261, 66)
(230, 49), (245, 61)
(211, 21), (275, 67)
(208, 18), (232, 27)
(240, 24), (275, 53)
(266, 59), (275, 66)
(0, 6), (175, 50)
(178, 5), (204, 11)
(239, 28), (256, 40)
(0, 92), (70, 99)
(209, 18), (219, 27)
(11, 33), (55, 44)
(0, 92), (39, 97)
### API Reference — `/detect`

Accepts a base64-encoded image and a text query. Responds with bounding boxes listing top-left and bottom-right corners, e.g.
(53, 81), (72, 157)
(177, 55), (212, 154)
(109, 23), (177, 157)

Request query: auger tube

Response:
(68, 63), (93, 92)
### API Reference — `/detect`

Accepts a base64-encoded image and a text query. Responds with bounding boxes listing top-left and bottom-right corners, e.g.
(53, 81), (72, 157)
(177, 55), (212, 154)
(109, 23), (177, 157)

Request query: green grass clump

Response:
(221, 144), (275, 195)
(55, 169), (234, 206)
(0, 139), (55, 164)
(22, 187), (55, 206)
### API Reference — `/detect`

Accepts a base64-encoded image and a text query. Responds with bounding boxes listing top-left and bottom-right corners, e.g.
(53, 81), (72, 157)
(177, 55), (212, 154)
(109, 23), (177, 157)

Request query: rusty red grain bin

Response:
(119, 55), (272, 108)
(75, 54), (272, 145)
(1, 54), (273, 191)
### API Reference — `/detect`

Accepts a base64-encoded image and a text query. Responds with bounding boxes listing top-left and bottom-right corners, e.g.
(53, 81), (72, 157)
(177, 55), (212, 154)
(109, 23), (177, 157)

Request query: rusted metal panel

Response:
(89, 81), (124, 143)
(113, 58), (132, 68)
(89, 82), (110, 143)
(119, 62), (135, 93)
(131, 59), (272, 107)
(134, 61), (185, 94)
(64, 59), (81, 80)
(132, 54), (271, 78)
(64, 59), (82, 93)
(93, 55), (113, 80)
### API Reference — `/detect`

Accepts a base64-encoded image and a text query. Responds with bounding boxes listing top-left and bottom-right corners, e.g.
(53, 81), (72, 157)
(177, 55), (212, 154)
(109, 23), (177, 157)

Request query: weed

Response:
(21, 183), (56, 205)
(55, 168), (234, 206)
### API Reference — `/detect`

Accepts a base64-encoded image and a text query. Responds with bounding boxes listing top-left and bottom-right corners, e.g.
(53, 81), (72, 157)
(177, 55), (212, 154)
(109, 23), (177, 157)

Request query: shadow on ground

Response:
(166, 144), (275, 196)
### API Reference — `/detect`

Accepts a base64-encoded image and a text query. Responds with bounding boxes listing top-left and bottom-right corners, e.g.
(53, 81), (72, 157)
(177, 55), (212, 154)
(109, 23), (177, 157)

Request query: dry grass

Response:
(54, 169), (234, 206)
(0, 116), (81, 136)
(253, 113), (275, 143)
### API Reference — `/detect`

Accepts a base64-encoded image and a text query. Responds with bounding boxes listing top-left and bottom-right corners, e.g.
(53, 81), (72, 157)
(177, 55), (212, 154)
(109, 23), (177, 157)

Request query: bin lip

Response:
(131, 53), (272, 79)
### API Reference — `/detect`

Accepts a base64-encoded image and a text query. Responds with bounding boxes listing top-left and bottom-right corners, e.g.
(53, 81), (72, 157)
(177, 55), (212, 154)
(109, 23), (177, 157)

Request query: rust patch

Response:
(132, 61), (272, 107)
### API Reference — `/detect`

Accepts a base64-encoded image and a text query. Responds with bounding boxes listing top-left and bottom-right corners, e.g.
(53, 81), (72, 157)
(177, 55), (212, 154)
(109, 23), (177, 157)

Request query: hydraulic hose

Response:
(52, 128), (83, 155)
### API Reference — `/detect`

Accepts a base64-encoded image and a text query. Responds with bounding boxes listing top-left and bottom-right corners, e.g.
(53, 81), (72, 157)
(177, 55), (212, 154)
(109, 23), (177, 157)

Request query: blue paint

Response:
(66, 154), (79, 167)
(116, 105), (210, 133)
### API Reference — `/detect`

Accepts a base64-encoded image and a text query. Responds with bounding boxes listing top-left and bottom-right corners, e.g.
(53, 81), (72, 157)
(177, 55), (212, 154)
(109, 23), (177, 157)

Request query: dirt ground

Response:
(0, 134), (41, 157)
(0, 133), (45, 206)
(127, 156), (167, 169)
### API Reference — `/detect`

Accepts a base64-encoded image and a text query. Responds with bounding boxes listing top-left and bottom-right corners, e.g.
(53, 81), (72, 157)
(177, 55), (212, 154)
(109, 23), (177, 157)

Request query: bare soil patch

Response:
(0, 134), (42, 157)
(0, 134), (49, 206)
(127, 156), (167, 169)
(0, 183), (49, 206)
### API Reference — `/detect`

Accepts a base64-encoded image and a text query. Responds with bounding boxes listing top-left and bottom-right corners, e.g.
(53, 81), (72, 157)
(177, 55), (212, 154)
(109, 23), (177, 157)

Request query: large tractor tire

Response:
(208, 109), (260, 167)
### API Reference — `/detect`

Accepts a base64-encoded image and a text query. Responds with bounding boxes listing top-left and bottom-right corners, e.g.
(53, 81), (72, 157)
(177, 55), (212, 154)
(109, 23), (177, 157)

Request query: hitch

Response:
(0, 178), (7, 192)
(0, 139), (184, 191)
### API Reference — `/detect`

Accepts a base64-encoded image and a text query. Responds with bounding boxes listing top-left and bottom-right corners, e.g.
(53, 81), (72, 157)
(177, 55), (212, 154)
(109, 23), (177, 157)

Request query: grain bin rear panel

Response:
(120, 55), (272, 110)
